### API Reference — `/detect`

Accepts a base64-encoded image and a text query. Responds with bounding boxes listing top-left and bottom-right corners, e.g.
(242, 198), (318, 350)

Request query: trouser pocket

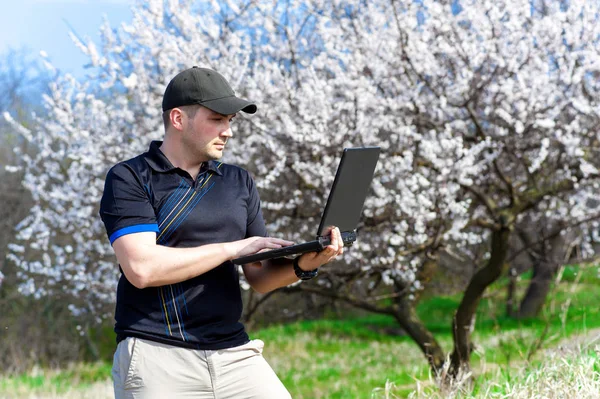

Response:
(112, 337), (142, 390)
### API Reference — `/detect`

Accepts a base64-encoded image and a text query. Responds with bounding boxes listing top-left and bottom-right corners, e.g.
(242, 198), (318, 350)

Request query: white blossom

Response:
(7, 0), (600, 318)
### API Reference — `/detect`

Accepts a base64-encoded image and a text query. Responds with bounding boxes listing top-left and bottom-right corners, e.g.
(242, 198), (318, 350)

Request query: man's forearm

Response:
(114, 233), (294, 289)
(244, 258), (299, 294)
(118, 241), (233, 288)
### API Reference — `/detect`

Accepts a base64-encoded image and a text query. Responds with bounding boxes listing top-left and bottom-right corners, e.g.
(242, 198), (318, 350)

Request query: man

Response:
(99, 66), (344, 398)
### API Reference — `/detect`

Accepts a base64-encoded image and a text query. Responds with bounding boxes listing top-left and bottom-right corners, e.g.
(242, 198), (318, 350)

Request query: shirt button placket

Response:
(196, 172), (206, 191)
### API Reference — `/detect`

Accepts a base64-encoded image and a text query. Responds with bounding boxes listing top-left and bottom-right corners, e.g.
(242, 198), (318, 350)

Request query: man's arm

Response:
(113, 232), (293, 289)
(242, 227), (344, 294)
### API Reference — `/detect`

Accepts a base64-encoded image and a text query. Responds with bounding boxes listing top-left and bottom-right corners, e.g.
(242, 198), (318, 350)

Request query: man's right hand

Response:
(225, 237), (294, 260)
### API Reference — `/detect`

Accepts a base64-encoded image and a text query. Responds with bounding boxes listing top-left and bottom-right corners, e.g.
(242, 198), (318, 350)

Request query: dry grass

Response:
(0, 363), (113, 399)
(383, 331), (600, 399)
(0, 380), (112, 399)
(3, 331), (600, 399)
(17, 333), (598, 399)
(3, 266), (599, 399)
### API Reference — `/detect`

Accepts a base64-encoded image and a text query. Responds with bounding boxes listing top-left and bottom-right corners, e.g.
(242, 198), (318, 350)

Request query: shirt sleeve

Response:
(245, 172), (268, 238)
(99, 163), (159, 245)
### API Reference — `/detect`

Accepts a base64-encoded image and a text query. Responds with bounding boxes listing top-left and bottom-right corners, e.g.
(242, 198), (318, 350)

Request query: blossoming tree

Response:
(7, 0), (600, 373)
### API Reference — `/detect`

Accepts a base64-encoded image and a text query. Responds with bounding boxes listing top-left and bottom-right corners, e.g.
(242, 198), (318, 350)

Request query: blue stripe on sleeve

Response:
(109, 224), (160, 244)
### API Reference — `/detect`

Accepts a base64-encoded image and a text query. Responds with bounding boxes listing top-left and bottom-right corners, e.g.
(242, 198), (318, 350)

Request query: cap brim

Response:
(201, 96), (257, 115)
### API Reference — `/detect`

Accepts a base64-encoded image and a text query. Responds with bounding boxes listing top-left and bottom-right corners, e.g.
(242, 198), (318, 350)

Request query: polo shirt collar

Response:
(204, 159), (224, 175)
(144, 141), (223, 176)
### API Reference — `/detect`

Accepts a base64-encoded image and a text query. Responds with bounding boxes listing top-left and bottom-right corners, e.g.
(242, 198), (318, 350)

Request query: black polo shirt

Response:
(99, 140), (267, 350)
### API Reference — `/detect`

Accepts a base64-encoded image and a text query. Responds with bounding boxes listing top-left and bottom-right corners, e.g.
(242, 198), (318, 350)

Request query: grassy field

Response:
(1, 264), (599, 398)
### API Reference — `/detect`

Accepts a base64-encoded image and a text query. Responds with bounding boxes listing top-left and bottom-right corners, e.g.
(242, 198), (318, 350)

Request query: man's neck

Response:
(159, 139), (205, 180)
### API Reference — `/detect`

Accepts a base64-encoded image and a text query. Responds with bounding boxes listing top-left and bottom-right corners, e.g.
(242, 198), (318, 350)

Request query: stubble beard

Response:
(204, 144), (224, 161)
(184, 136), (223, 162)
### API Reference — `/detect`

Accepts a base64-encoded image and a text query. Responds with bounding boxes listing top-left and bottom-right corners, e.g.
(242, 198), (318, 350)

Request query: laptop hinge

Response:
(317, 230), (357, 248)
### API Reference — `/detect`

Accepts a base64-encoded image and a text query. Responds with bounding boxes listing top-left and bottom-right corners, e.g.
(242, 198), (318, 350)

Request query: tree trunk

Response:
(83, 323), (100, 361)
(506, 267), (517, 317)
(393, 258), (446, 372)
(517, 261), (554, 318)
(450, 227), (511, 375)
(413, 258), (438, 303)
(242, 290), (277, 326)
(393, 296), (446, 373)
(285, 258), (447, 372)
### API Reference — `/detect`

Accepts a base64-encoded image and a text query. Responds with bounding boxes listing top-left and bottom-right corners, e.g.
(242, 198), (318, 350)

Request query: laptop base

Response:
(232, 231), (356, 265)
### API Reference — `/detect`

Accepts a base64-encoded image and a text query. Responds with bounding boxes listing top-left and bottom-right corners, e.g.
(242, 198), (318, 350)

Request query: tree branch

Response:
(283, 285), (396, 316)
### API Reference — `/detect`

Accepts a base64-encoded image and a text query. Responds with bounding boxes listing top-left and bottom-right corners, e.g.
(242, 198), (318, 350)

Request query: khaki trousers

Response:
(112, 337), (291, 399)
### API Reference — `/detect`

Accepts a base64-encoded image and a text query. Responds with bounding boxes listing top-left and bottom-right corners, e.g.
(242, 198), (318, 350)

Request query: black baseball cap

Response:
(162, 66), (257, 115)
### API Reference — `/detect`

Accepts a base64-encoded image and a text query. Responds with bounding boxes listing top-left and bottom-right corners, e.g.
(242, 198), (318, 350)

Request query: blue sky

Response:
(0, 0), (134, 78)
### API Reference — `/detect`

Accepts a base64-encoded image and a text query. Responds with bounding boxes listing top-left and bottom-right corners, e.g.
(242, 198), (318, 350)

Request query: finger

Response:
(270, 238), (295, 246)
(262, 242), (283, 249)
(321, 245), (337, 258)
(327, 239), (339, 253)
(257, 247), (276, 253)
(336, 228), (344, 256)
(332, 227), (342, 249)
(335, 228), (343, 250)
(324, 226), (337, 252)
(325, 243), (343, 259)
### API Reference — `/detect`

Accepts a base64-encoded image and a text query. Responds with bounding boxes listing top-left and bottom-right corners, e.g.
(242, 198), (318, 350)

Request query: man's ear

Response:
(170, 108), (185, 131)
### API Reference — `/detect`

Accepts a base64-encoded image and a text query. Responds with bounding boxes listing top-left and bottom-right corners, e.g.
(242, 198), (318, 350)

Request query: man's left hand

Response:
(296, 227), (344, 271)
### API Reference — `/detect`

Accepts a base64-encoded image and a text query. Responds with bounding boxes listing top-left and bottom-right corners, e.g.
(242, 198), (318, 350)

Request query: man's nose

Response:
(221, 127), (233, 138)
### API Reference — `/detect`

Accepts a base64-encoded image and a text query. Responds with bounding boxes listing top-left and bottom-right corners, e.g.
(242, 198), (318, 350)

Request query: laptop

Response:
(232, 147), (380, 265)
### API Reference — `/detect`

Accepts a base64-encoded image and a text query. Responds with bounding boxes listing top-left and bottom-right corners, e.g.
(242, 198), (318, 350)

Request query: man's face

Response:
(182, 106), (235, 161)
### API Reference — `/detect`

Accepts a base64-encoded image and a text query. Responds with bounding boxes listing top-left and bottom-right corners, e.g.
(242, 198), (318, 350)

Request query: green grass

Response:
(1, 263), (599, 398)
(0, 362), (112, 395)
(404, 345), (600, 398)
(254, 263), (600, 398)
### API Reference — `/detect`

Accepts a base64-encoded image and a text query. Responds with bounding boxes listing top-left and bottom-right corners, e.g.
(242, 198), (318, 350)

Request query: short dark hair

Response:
(162, 104), (202, 131)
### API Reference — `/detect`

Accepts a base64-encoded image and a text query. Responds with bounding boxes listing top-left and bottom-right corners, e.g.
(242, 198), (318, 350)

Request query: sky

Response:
(0, 0), (134, 78)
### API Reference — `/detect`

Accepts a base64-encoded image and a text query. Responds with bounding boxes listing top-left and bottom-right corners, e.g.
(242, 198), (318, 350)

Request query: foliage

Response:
(1, 264), (599, 398)
(5, 0), (600, 370)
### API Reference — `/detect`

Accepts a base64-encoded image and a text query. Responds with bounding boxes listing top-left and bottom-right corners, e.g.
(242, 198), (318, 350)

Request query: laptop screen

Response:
(316, 147), (380, 237)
